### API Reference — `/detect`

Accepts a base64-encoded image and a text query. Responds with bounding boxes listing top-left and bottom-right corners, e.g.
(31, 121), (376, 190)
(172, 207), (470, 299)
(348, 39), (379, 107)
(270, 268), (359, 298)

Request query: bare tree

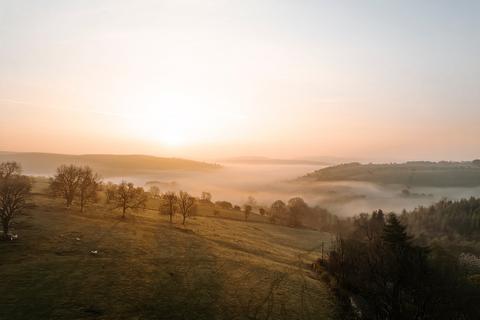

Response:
(0, 174), (31, 239)
(161, 191), (178, 223)
(78, 166), (101, 213)
(178, 190), (196, 225)
(49, 165), (82, 207)
(0, 162), (22, 179)
(201, 191), (212, 203)
(244, 204), (252, 221)
(104, 182), (117, 204)
(112, 181), (148, 218)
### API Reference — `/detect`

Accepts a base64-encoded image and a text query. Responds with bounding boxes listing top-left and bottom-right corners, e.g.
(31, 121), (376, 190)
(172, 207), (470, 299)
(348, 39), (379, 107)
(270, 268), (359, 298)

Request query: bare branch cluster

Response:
(108, 181), (148, 218)
(159, 190), (196, 225)
(49, 164), (101, 212)
(0, 162), (31, 239)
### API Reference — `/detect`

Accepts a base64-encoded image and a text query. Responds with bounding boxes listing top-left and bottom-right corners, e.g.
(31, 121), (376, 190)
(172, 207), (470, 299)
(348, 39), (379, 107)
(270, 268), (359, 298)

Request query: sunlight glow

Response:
(161, 130), (186, 147)
(118, 89), (246, 148)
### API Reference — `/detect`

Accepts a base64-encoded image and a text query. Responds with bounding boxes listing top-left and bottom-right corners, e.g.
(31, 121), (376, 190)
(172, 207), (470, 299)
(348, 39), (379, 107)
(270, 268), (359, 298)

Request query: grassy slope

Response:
(0, 180), (336, 320)
(0, 152), (220, 177)
(299, 162), (480, 187)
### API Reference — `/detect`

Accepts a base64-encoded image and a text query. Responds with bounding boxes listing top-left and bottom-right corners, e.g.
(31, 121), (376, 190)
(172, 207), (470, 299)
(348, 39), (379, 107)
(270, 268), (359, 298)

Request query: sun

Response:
(162, 131), (185, 146)
(137, 119), (188, 147)
(120, 89), (244, 148)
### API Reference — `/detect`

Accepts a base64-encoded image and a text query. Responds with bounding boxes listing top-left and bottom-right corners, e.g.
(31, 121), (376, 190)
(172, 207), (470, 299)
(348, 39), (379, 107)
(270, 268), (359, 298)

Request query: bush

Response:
(215, 201), (233, 210)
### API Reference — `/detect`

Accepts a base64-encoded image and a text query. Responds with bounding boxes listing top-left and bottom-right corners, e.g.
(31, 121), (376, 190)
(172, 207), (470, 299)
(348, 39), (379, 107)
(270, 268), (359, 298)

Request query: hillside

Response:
(0, 178), (336, 320)
(0, 151), (221, 177)
(298, 161), (480, 187)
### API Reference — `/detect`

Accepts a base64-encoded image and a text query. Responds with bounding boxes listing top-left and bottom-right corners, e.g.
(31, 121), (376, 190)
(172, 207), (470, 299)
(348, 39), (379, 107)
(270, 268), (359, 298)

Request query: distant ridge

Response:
(296, 161), (480, 187)
(219, 156), (330, 166)
(0, 151), (221, 176)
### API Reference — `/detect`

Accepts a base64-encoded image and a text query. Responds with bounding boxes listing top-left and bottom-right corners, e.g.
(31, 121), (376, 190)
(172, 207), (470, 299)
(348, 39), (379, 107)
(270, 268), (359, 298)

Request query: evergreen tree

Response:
(382, 213), (411, 247)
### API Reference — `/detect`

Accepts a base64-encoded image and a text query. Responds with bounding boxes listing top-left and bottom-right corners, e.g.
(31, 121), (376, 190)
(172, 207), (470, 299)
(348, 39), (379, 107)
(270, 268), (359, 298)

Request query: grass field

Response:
(0, 179), (337, 320)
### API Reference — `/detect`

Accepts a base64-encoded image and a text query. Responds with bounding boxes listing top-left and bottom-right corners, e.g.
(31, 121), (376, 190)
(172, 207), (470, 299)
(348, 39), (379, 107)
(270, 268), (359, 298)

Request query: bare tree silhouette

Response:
(178, 191), (196, 225)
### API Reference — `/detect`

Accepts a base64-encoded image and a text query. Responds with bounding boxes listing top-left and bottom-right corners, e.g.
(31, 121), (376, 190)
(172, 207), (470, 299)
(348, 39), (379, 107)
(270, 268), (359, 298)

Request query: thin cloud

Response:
(0, 98), (124, 118)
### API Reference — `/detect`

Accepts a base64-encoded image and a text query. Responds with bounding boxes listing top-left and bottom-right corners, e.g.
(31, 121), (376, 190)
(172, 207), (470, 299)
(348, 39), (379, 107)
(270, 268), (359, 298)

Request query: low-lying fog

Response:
(104, 163), (480, 217)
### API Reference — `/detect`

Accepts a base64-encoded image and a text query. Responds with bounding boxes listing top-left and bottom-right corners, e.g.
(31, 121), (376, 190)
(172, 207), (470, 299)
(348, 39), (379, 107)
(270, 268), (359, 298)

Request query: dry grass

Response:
(0, 180), (337, 320)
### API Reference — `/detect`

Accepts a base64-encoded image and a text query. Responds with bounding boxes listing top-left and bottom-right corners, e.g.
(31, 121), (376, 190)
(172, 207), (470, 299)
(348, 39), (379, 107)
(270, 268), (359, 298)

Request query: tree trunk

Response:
(2, 221), (9, 239)
(390, 282), (401, 320)
(122, 206), (126, 218)
(182, 214), (186, 225)
(80, 192), (84, 213)
(66, 192), (74, 207)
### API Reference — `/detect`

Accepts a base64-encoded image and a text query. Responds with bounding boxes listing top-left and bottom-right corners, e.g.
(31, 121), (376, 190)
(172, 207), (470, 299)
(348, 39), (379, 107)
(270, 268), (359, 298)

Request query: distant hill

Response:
(297, 161), (480, 187)
(0, 151), (221, 177)
(220, 156), (330, 166)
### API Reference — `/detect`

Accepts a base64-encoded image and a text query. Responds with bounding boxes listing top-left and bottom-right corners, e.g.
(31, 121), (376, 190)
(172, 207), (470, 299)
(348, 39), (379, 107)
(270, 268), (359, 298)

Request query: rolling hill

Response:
(0, 151), (221, 177)
(297, 161), (480, 187)
(0, 178), (336, 319)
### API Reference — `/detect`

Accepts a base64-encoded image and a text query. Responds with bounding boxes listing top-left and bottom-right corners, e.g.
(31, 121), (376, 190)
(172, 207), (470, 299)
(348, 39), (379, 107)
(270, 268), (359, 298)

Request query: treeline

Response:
(0, 161), (203, 241)
(320, 210), (480, 319)
(2, 161), (342, 240)
(300, 160), (480, 187)
(209, 196), (339, 230)
(268, 197), (338, 231)
(196, 194), (338, 231)
(49, 164), (198, 225)
(12, 162), (346, 235)
(400, 197), (480, 241)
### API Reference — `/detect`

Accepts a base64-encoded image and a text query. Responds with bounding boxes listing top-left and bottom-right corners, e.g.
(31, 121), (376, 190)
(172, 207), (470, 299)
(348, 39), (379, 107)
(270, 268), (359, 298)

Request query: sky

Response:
(0, 0), (479, 162)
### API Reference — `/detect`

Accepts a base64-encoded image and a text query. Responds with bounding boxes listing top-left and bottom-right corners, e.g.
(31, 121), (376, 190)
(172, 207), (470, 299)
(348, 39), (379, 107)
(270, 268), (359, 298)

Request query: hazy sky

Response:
(1, 0), (479, 161)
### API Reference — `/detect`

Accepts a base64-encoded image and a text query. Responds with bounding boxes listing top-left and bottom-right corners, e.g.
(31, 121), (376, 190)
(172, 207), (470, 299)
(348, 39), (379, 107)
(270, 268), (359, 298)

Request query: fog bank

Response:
(103, 164), (480, 217)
